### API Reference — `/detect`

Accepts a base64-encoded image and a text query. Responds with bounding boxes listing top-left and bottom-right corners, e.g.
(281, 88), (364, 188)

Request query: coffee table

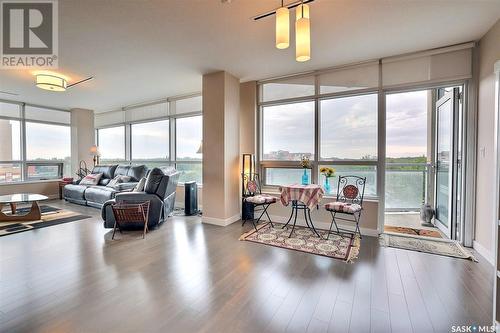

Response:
(0, 193), (49, 222)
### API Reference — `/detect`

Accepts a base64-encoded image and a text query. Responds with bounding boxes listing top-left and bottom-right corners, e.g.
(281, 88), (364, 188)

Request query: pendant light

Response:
(295, 2), (310, 62)
(275, 0), (289, 49)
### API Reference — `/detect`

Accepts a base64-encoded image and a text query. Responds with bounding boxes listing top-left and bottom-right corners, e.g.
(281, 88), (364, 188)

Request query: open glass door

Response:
(434, 88), (459, 238)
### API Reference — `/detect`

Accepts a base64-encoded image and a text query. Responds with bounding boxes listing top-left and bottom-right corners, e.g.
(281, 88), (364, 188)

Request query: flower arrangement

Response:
(320, 167), (336, 178)
(300, 155), (311, 169)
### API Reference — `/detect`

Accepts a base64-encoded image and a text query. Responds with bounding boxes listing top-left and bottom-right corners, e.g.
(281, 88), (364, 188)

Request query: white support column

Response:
(70, 108), (95, 176)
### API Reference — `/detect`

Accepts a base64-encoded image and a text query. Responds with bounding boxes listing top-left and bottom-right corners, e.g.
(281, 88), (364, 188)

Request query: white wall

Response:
(475, 19), (500, 260)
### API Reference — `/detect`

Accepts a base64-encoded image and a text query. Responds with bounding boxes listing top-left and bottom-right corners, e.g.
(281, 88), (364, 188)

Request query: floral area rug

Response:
(240, 222), (360, 263)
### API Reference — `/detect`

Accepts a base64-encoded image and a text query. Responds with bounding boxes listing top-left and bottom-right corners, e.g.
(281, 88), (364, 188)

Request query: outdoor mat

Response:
(384, 225), (443, 239)
(0, 205), (91, 237)
(240, 222), (360, 262)
(379, 233), (477, 261)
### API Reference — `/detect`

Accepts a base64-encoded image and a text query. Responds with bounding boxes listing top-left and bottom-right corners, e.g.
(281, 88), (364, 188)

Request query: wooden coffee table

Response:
(0, 193), (49, 222)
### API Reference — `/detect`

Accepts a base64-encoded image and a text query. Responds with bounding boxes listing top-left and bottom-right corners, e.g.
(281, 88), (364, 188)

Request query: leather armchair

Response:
(101, 170), (180, 229)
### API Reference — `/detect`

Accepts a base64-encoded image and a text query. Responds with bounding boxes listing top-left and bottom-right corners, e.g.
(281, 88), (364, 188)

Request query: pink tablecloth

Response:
(279, 184), (324, 210)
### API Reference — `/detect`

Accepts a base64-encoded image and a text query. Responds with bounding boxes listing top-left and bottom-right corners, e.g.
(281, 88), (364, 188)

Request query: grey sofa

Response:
(64, 164), (147, 208)
(101, 168), (180, 229)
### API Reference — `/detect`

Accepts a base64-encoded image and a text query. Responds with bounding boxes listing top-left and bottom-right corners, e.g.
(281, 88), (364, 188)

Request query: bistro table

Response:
(0, 193), (48, 222)
(279, 184), (324, 238)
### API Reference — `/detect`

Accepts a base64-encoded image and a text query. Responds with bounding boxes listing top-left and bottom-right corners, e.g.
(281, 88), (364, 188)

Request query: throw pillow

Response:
(107, 175), (131, 187)
(80, 173), (103, 185)
(133, 177), (147, 192)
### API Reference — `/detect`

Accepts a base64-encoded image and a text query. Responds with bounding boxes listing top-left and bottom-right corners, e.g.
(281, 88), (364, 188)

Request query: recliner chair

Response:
(101, 168), (180, 229)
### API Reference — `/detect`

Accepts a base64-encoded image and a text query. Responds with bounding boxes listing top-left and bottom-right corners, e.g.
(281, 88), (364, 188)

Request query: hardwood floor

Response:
(0, 200), (494, 333)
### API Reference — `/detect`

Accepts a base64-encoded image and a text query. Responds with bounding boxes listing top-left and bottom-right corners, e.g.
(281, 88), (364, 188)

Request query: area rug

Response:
(384, 225), (442, 239)
(0, 205), (91, 237)
(379, 233), (477, 261)
(240, 223), (360, 262)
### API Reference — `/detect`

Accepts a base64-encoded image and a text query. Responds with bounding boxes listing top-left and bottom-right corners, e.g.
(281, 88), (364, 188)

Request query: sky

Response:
(262, 90), (429, 160)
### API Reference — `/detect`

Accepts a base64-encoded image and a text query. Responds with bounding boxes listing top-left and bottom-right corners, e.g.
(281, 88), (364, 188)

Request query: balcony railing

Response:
(385, 163), (428, 211)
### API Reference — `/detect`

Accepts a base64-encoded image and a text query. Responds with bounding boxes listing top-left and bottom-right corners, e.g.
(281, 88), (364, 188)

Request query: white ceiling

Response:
(0, 0), (499, 113)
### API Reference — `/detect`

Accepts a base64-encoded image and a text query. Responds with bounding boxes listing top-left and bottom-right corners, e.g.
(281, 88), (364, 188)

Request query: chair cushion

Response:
(245, 194), (277, 204)
(325, 201), (362, 213)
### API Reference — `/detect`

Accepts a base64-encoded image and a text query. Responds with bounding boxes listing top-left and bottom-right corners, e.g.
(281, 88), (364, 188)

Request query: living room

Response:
(1, 1), (500, 332)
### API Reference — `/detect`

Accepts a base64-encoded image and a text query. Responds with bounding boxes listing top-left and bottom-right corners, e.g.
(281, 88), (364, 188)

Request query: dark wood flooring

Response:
(0, 200), (494, 333)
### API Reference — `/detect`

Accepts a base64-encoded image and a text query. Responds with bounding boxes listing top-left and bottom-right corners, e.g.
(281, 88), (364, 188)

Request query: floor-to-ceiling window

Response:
(95, 94), (203, 184)
(258, 64), (380, 197)
(0, 102), (71, 183)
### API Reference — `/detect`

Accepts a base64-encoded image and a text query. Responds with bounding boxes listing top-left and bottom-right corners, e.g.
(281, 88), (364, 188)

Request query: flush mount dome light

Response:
(35, 74), (67, 92)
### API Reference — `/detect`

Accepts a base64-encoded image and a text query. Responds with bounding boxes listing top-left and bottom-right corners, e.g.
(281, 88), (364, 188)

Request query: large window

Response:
(320, 94), (378, 160)
(26, 122), (71, 177)
(259, 76), (379, 197)
(95, 95), (203, 184)
(0, 102), (70, 183)
(262, 101), (315, 161)
(97, 126), (125, 163)
(131, 120), (169, 160)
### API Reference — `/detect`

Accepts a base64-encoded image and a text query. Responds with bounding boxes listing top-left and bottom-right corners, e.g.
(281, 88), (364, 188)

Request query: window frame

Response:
(96, 124), (127, 163)
(258, 77), (380, 197)
(95, 96), (203, 185)
(0, 100), (71, 184)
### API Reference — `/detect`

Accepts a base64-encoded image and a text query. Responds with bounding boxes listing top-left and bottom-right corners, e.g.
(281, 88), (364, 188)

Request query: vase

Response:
(324, 177), (331, 193)
(301, 169), (309, 185)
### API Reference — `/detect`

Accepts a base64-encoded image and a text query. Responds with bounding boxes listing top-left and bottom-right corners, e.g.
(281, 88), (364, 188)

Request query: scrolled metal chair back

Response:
(336, 175), (366, 205)
(242, 173), (262, 197)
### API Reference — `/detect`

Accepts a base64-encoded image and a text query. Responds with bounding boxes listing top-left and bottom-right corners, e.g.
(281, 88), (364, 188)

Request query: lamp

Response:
(35, 74), (67, 92)
(275, 1), (289, 49)
(89, 145), (100, 166)
(295, 2), (311, 62)
(241, 153), (255, 196)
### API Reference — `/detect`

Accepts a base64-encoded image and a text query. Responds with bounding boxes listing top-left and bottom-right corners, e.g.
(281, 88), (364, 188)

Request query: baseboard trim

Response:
(473, 240), (494, 266)
(202, 214), (240, 227)
(268, 214), (379, 237)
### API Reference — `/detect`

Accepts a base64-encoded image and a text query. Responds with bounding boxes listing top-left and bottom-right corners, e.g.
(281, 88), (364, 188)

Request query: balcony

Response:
(385, 163), (428, 211)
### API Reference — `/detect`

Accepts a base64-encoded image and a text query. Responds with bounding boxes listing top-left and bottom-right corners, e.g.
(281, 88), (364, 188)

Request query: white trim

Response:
(494, 60), (500, 73)
(202, 214), (240, 226)
(268, 214), (379, 237)
(473, 240), (494, 266)
(0, 179), (63, 186)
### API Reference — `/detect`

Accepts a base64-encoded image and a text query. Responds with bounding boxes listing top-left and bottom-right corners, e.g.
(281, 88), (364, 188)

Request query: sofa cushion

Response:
(115, 165), (147, 182)
(63, 184), (88, 201)
(144, 168), (164, 194)
(84, 186), (118, 205)
(80, 173), (102, 185)
(92, 165), (118, 180)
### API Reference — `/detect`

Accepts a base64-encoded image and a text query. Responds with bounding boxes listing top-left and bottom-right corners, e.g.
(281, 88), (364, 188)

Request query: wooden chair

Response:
(111, 201), (150, 239)
(324, 175), (366, 239)
(242, 173), (277, 231)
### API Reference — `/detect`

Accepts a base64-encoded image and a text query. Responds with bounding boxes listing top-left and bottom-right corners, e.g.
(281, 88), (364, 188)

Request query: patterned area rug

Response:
(240, 223), (360, 262)
(379, 233), (477, 261)
(384, 225), (442, 239)
(0, 205), (91, 237)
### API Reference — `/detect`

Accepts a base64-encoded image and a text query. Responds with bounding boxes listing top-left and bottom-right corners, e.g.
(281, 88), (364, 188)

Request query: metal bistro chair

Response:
(111, 201), (150, 239)
(324, 176), (366, 239)
(242, 173), (277, 231)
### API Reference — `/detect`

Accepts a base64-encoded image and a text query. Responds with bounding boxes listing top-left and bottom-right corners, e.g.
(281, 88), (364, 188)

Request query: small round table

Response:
(279, 184), (325, 238)
(0, 193), (48, 222)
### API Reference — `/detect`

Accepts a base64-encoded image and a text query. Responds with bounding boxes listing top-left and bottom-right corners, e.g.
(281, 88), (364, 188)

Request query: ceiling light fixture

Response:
(35, 73), (67, 92)
(253, 0), (314, 62)
(295, 2), (310, 62)
(275, 0), (289, 49)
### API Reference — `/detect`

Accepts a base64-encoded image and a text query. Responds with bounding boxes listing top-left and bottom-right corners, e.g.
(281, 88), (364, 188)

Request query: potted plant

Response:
(320, 167), (336, 193)
(300, 156), (312, 185)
